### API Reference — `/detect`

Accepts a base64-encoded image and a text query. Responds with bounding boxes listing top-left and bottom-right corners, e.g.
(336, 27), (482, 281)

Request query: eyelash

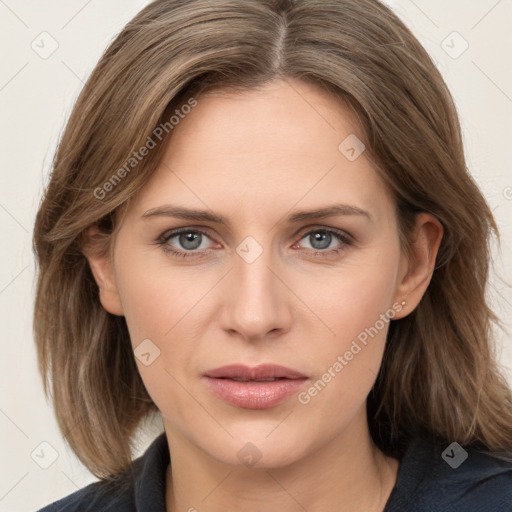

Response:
(155, 226), (354, 260)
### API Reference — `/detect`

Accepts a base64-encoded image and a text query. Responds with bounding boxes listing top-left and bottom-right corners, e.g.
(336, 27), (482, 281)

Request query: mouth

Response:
(203, 364), (309, 409)
(204, 363), (307, 380)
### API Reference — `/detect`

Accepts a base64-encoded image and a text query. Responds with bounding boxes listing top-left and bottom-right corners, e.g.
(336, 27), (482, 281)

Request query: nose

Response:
(219, 241), (293, 342)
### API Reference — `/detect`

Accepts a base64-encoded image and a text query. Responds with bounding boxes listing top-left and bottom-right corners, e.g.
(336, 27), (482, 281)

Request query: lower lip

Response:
(203, 377), (308, 409)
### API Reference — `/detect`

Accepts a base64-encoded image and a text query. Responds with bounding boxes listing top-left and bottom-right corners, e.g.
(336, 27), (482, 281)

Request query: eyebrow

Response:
(141, 203), (372, 227)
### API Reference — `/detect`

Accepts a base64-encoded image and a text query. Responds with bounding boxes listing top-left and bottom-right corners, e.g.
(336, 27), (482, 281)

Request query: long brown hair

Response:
(33, 0), (512, 478)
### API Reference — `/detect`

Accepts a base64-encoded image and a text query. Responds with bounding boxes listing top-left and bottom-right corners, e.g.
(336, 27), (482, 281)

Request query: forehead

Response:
(167, 79), (364, 163)
(127, 79), (394, 224)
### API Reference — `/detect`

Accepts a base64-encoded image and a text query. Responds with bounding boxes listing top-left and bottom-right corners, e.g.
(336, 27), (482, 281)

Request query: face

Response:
(90, 79), (432, 469)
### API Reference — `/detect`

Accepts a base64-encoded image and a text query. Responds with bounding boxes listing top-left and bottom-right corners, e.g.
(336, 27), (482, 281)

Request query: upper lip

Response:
(204, 364), (307, 380)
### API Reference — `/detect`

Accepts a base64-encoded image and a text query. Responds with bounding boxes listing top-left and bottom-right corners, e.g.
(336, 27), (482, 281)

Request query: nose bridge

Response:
(220, 234), (290, 340)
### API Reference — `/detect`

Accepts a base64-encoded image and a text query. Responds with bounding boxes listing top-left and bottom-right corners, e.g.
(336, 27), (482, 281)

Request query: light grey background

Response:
(1, 1), (511, 510)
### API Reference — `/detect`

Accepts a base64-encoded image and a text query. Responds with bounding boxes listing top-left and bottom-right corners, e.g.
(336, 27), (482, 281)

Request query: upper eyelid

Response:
(160, 227), (216, 242)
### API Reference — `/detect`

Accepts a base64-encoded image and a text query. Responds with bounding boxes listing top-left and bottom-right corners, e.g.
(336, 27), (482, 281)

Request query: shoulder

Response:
(35, 433), (169, 512)
(386, 436), (512, 512)
(35, 477), (135, 512)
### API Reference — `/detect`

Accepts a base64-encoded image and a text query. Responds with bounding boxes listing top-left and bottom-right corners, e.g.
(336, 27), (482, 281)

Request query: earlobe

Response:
(81, 224), (124, 316)
(393, 213), (443, 319)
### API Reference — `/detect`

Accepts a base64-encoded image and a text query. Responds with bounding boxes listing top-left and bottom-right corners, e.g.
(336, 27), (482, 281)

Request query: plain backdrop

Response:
(1, 1), (511, 511)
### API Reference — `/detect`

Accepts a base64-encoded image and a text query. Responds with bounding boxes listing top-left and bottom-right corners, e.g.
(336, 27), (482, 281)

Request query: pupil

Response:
(180, 232), (201, 250)
(312, 231), (330, 250)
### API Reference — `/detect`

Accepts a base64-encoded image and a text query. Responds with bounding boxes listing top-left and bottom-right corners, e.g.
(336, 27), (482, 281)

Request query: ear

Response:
(81, 224), (124, 316)
(393, 213), (443, 319)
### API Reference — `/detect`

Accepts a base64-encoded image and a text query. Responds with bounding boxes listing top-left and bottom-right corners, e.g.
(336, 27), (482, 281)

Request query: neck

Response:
(164, 409), (399, 512)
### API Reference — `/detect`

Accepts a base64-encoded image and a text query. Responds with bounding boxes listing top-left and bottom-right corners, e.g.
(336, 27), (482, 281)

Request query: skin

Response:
(84, 78), (443, 512)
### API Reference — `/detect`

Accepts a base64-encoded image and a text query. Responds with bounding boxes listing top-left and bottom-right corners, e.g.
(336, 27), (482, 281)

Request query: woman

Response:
(33, 0), (512, 510)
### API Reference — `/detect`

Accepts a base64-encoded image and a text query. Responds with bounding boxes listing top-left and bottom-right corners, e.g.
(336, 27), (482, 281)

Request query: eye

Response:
(156, 226), (353, 259)
(294, 228), (353, 256)
(157, 228), (216, 258)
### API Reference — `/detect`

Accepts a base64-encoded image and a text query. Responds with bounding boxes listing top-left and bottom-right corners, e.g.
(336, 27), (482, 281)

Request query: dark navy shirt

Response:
(36, 433), (512, 511)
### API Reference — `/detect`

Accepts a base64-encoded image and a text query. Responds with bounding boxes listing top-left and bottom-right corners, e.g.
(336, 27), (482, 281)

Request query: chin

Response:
(194, 421), (318, 469)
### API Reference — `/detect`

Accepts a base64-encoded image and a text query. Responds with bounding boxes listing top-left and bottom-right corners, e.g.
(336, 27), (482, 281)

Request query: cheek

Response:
(341, 263), (398, 338)
(304, 246), (399, 346)
(114, 254), (204, 418)
(297, 247), (400, 403)
(113, 239), (231, 383)
(115, 249), (204, 345)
